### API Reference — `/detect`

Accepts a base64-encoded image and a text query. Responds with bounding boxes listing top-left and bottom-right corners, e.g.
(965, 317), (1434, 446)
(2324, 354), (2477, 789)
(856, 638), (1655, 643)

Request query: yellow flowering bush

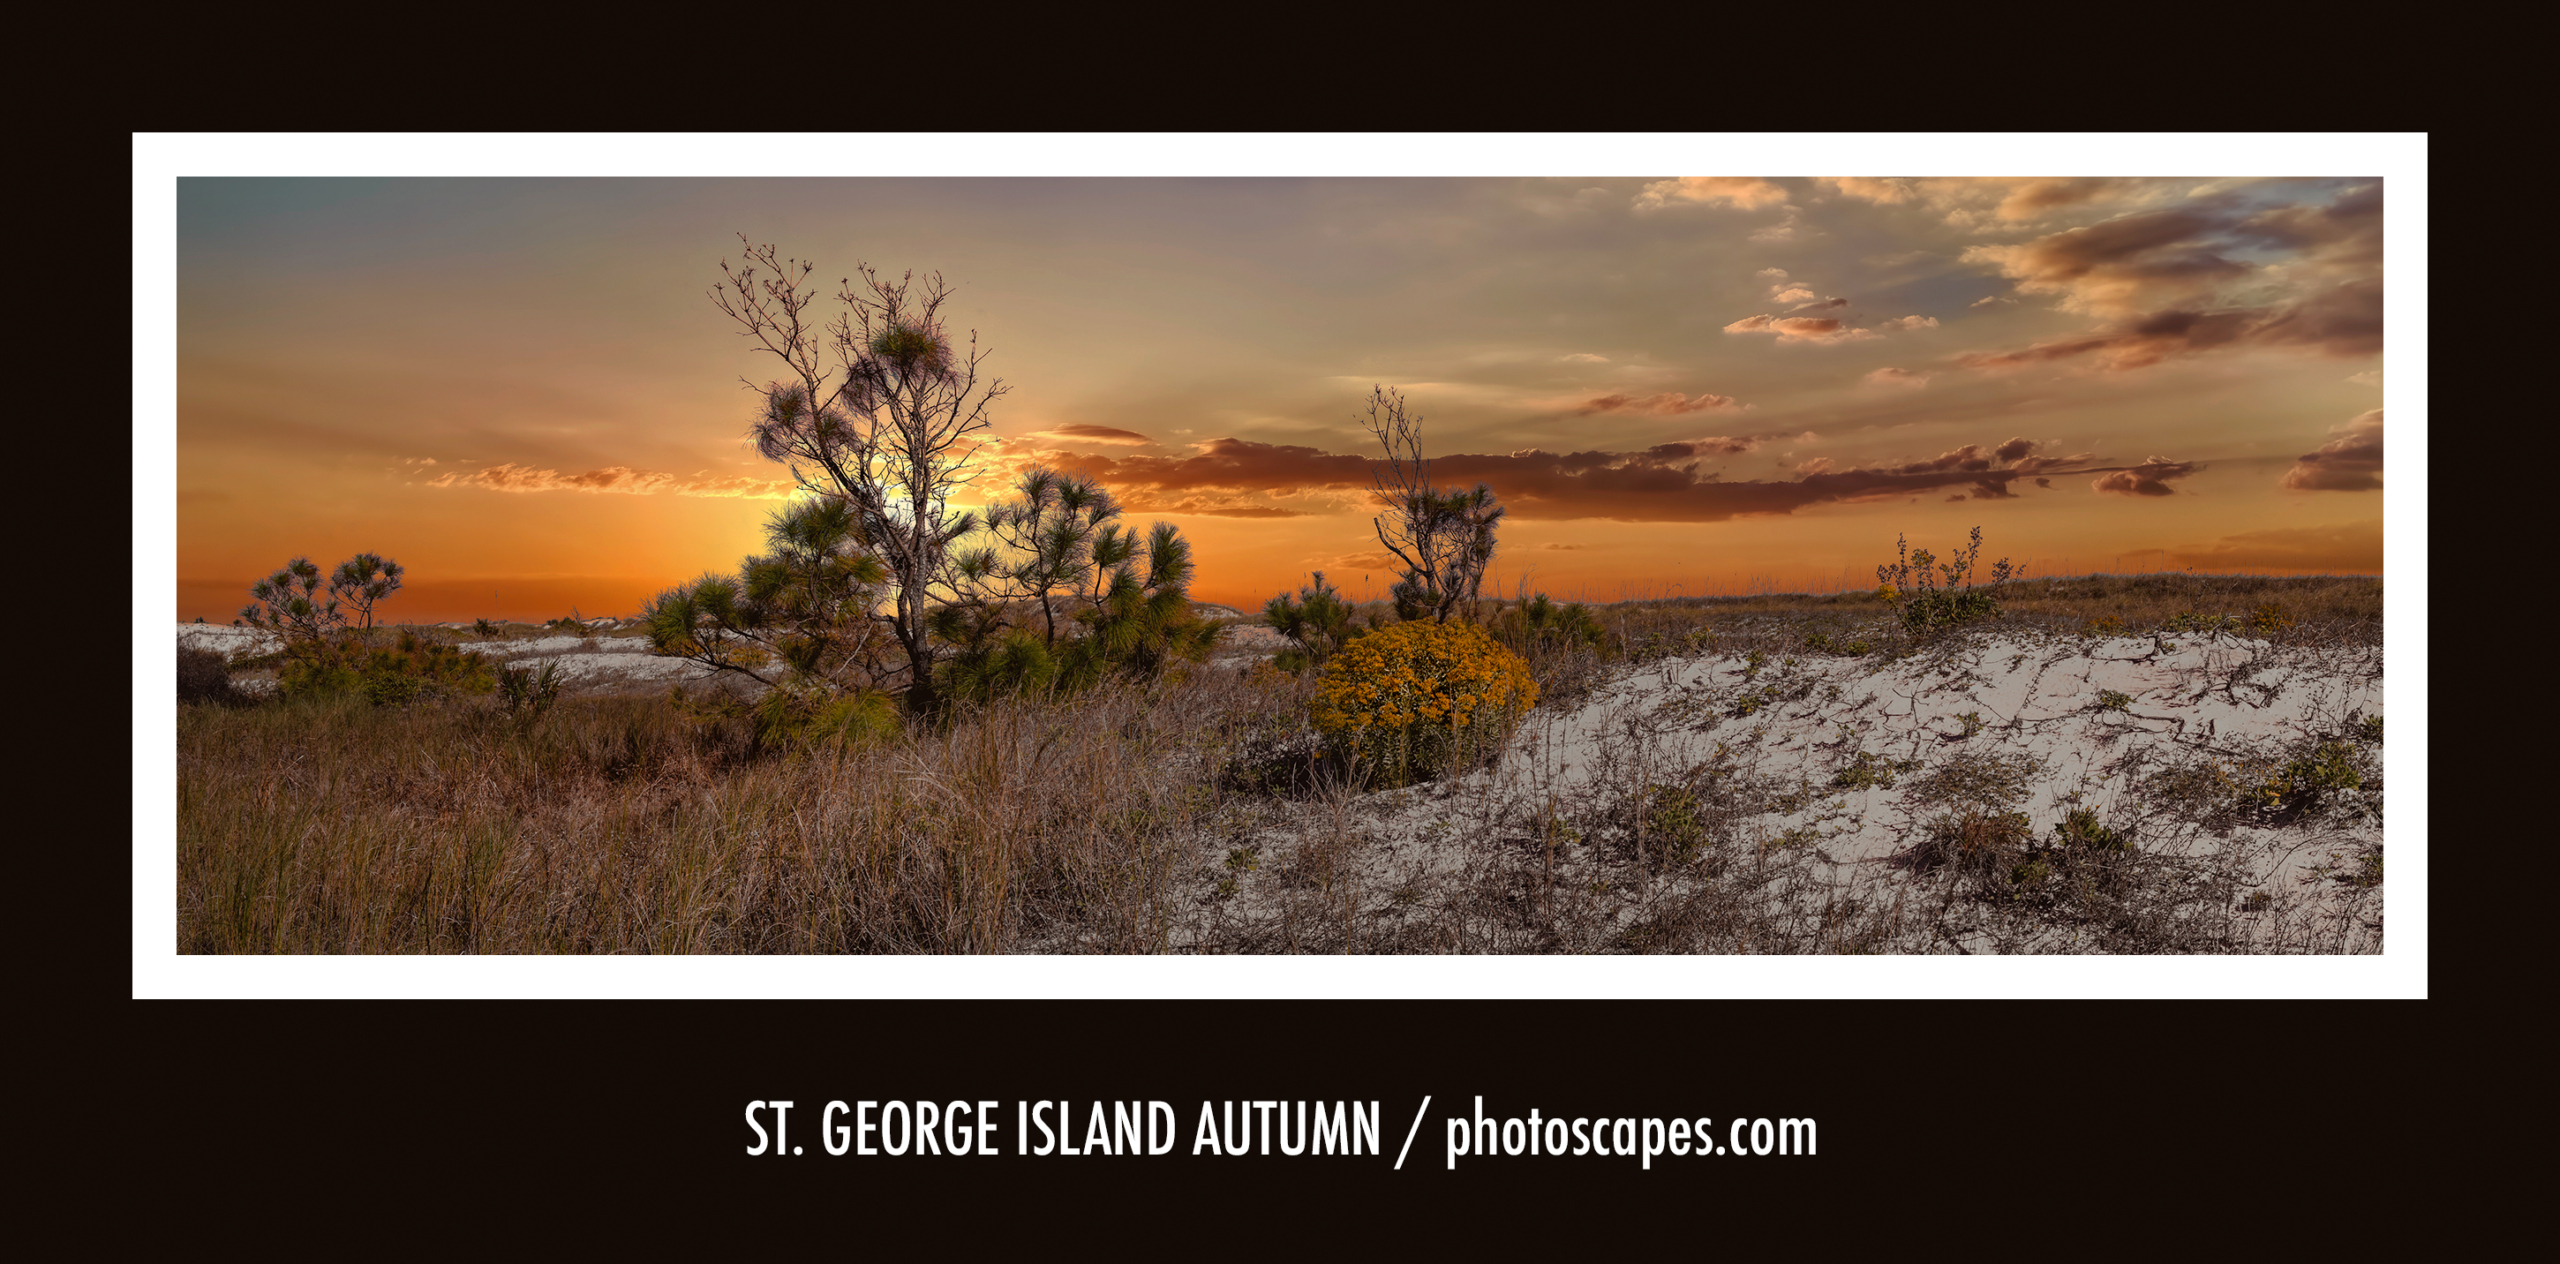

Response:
(1311, 619), (1537, 787)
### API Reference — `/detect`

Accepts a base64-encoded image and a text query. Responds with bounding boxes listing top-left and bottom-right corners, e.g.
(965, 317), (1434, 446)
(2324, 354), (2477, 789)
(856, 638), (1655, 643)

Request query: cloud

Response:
(1769, 284), (1818, 304)
(2281, 409), (2383, 491)
(1635, 177), (1789, 211)
(1992, 437), (2094, 476)
(1324, 552), (1401, 573)
(1819, 177), (1917, 206)
(1749, 210), (1808, 244)
(2090, 457), (2203, 497)
(1562, 352), (1609, 363)
(2156, 520), (2382, 573)
(1948, 185), (2383, 374)
(1647, 436), (1759, 457)
(426, 463), (795, 499)
(1878, 315), (1938, 331)
(2347, 370), (2381, 388)
(1004, 437), (1372, 518)
(1576, 391), (1747, 416)
(1960, 205), (2250, 317)
(1024, 432), (2189, 524)
(1865, 367), (1932, 388)
(1020, 423), (1153, 446)
(2231, 182), (2383, 272)
(674, 472), (803, 499)
(1823, 176), (2150, 230)
(1789, 296), (1850, 312)
(1988, 177), (2130, 222)
(431, 463), (676, 495)
(1724, 314), (1880, 345)
(1952, 277), (2381, 372)
(1134, 500), (1312, 518)
(1756, 267), (1790, 280)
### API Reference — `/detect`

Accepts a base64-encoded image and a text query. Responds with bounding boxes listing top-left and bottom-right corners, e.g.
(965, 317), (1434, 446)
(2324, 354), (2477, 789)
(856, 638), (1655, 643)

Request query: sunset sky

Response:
(167, 155), (2407, 623)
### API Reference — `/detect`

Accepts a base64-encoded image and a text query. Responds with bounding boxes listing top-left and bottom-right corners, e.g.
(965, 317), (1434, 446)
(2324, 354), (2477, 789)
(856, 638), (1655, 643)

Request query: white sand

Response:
(176, 623), (707, 694)
(1178, 630), (2386, 953)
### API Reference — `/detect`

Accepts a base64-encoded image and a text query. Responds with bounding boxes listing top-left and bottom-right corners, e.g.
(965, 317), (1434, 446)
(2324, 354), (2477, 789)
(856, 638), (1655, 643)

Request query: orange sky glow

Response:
(170, 160), (2404, 624)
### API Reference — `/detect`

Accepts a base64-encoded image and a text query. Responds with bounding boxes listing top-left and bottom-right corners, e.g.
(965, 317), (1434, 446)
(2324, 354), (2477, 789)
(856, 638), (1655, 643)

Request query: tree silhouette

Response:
(241, 558), (343, 644)
(646, 495), (892, 693)
(712, 236), (1010, 713)
(329, 552), (404, 629)
(1362, 386), (1504, 623)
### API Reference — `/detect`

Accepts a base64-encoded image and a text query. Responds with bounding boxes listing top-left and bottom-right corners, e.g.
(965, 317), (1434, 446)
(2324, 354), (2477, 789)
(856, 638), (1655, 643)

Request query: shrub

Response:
(178, 648), (245, 707)
(1634, 784), (1708, 868)
(1874, 526), (2019, 641)
(648, 496), (896, 697)
(1264, 571), (1362, 674)
(1311, 618), (1537, 788)
(2166, 610), (2237, 635)
(1908, 808), (2034, 880)
(755, 682), (901, 748)
(499, 660), (567, 716)
(939, 629), (1062, 704)
(350, 630), (497, 706)
(1490, 593), (1607, 656)
(1830, 751), (1899, 790)
(1050, 522), (1221, 691)
(2251, 741), (2364, 817)
(2051, 807), (2131, 853)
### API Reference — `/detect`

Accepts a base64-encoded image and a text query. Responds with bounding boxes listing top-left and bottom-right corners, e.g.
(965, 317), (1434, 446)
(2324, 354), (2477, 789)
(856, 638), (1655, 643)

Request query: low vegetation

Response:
(177, 562), (2381, 954)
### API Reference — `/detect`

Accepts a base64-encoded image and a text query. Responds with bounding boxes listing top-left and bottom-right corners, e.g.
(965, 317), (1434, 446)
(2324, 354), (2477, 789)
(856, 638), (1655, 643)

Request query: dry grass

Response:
(179, 667), (1313, 954)
(1568, 572), (2381, 658)
(175, 573), (2383, 955)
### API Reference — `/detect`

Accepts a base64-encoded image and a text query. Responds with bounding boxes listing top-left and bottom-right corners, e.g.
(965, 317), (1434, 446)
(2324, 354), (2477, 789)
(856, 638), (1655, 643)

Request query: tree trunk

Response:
(904, 639), (938, 714)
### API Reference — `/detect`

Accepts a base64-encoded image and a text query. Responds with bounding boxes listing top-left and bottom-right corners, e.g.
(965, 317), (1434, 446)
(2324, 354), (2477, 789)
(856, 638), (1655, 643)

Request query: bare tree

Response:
(1362, 385), (1504, 623)
(710, 236), (1011, 713)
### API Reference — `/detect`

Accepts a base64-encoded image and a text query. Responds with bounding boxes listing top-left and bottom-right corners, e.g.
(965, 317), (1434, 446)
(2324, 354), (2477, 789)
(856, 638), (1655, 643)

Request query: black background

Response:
(133, 999), (2420, 1248)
